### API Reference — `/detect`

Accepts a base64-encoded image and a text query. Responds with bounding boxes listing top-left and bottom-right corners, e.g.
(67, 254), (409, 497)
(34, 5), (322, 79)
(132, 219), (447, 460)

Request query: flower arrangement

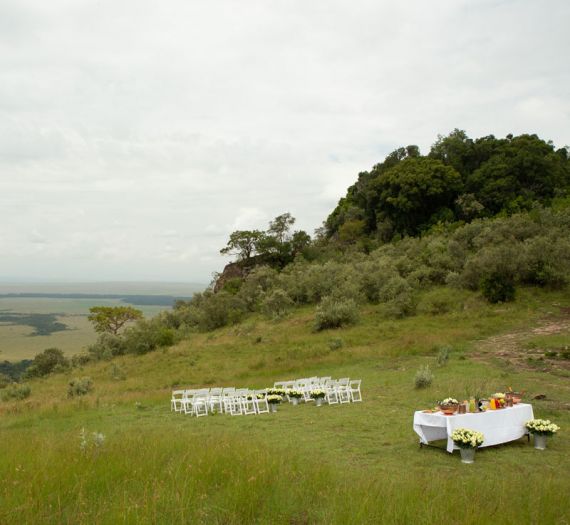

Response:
(267, 388), (287, 396)
(256, 393), (266, 400)
(451, 428), (485, 449)
(286, 389), (304, 399)
(266, 394), (283, 405)
(526, 419), (560, 436)
(438, 397), (459, 415)
(310, 389), (326, 399)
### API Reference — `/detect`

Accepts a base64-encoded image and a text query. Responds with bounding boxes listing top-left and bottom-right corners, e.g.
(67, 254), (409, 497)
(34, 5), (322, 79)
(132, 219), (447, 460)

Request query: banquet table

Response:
(413, 403), (534, 453)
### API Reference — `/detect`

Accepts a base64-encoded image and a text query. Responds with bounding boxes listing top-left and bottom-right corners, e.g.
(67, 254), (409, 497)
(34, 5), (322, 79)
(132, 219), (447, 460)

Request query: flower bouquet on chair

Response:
(451, 428), (485, 464)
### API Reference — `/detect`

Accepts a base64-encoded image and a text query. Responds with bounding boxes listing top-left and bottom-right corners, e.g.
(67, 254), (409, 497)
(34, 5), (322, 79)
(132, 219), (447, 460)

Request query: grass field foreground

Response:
(1, 287), (569, 524)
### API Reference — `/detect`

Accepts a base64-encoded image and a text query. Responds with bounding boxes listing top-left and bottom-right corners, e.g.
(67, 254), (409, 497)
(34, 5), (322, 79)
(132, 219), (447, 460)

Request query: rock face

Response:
(213, 262), (246, 293)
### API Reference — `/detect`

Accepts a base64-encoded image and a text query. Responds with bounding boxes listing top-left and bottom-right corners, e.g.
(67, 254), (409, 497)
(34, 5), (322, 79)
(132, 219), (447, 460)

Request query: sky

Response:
(1, 0), (569, 284)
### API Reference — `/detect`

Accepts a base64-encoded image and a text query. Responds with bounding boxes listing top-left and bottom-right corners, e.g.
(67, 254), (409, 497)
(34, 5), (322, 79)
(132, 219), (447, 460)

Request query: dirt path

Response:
(473, 314), (570, 374)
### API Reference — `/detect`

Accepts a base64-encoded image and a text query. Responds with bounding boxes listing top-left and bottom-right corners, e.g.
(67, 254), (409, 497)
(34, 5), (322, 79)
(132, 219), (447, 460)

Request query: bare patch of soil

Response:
(472, 311), (570, 374)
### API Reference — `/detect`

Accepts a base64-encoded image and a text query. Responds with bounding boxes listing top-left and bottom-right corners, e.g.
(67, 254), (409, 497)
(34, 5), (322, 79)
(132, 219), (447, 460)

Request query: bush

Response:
(68, 377), (93, 397)
(109, 364), (126, 381)
(0, 372), (12, 389)
(123, 319), (176, 355)
(314, 297), (359, 331)
(88, 333), (127, 361)
(1, 383), (31, 401)
(71, 352), (92, 367)
(261, 289), (294, 319)
(418, 288), (461, 315)
(414, 365), (433, 389)
(436, 346), (451, 366)
(328, 338), (344, 351)
(480, 273), (516, 303)
(25, 348), (69, 378)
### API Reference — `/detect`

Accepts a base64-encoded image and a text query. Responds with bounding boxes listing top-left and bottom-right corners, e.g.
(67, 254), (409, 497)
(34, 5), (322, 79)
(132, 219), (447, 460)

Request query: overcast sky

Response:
(1, 0), (569, 284)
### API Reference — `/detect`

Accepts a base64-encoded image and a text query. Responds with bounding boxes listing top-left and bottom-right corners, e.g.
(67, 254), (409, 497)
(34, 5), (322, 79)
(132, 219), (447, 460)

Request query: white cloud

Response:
(0, 0), (568, 282)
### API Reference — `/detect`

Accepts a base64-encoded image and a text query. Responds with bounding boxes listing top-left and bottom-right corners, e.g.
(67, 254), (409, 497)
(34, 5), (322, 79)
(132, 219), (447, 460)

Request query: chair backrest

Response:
(350, 379), (361, 388)
(210, 387), (222, 395)
(337, 378), (350, 386)
(172, 390), (185, 397)
(273, 381), (286, 389)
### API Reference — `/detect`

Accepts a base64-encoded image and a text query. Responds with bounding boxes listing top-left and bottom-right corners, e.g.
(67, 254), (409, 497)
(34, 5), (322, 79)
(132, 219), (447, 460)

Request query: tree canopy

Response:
(88, 306), (143, 335)
(220, 213), (311, 270)
(325, 130), (570, 241)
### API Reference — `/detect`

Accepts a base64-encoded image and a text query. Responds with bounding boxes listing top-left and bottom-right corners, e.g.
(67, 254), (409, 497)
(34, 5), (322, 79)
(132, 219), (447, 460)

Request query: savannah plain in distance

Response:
(0, 282), (202, 361)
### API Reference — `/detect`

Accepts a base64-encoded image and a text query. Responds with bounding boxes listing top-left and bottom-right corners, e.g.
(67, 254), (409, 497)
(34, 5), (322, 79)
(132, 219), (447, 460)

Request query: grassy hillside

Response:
(1, 286), (569, 524)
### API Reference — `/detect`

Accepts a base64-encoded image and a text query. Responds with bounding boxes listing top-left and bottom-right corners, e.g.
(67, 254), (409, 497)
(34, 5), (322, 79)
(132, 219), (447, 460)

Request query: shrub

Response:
(68, 377), (93, 397)
(25, 348), (69, 378)
(1, 383), (31, 401)
(0, 372), (12, 389)
(436, 346), (451, 366)
(314, 297), (359, 331)
(123, 320), (176, 355)
(109, 364), (126, 381)
(480, 273), (516, 303)
(261, 289), (294, 319)
(379, 276), (417, 318)
(88, 333), (127, 361)
(414, 365), (433, 389)
(328, 338), (344, 351)
(238, 266), (278, 310)
(71, 352), (91, 367)
(418, 288), (460, 315)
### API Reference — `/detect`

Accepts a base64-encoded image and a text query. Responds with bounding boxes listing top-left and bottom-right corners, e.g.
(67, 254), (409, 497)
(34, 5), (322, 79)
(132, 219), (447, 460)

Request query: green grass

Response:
(1, 287), (569, 524)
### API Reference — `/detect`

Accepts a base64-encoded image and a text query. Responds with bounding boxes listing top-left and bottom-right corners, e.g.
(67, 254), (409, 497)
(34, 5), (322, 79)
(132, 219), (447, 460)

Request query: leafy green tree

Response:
(371, 157), (462, 235)
(88, 306), (143, 335)
(25, 348), (69, 378)
(268, 213), (295, 243)
(220, 230), (265, 262)
(467, 134), (570, 214)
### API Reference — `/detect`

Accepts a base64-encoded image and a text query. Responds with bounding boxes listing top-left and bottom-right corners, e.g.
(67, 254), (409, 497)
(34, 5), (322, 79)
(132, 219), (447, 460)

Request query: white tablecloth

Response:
(413, 403), (534, 453)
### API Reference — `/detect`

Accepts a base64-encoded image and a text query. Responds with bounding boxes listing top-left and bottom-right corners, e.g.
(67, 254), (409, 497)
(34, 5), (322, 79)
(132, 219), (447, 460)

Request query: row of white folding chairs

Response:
(273, 376), (331, 402)
(171, 387), (271, 417)
(323, 379), (362, 404)
(171, 387), (243, 413)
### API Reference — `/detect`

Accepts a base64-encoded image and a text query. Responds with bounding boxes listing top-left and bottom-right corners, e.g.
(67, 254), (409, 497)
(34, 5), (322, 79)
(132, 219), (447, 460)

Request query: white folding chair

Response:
(325, 380), (339, 405)
(337, 378), (351, 404)
(208, 387), (223, 413)
(252, 390), (269, 414)
(193, 395), (209, 417)
(348, 380), (362, 402)
(242, 391), (257, 415)
(171, 390), (185, 412)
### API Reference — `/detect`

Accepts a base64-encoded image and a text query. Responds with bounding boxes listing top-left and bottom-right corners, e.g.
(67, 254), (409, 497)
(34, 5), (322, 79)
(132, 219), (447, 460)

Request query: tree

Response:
(371, 157), (463, 235)
(25, 348), (69, 378)
(268, 213), (295, 243)
(88, 306), (143, 335)
(220, 230), (264, 262)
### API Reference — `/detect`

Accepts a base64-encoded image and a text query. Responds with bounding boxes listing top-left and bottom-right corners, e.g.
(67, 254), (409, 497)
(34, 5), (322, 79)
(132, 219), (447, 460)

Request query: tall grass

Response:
(1, 286), (569, 523)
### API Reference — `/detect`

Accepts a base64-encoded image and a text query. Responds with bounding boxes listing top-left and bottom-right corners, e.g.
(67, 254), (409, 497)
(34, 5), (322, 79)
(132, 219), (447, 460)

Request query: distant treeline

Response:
(0, 313), (68, 336)
(0, 359), (32, 380)
(0, 293), (193, 307)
